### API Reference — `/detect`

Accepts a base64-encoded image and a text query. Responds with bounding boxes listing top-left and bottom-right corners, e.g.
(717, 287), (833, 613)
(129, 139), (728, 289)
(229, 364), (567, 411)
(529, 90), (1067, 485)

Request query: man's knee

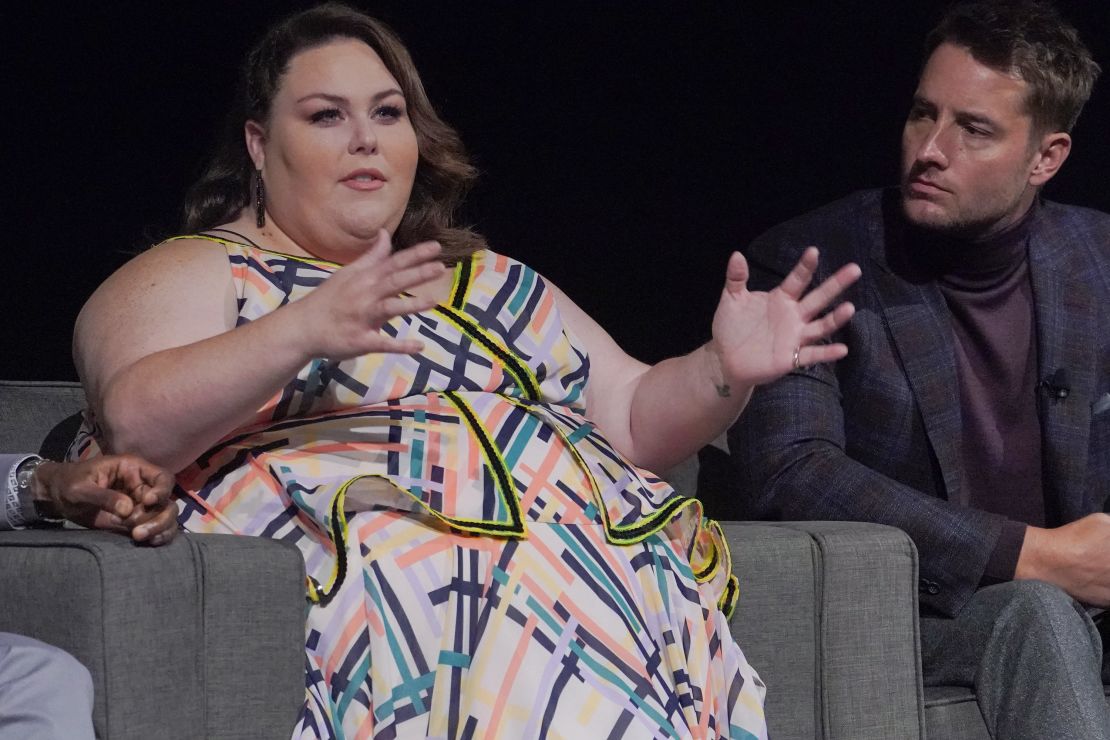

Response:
(29, 642), (94, 707)
(987, 580), (1098, 651)
(993, 580), (1082, 618)
(0, 633), (94, 712)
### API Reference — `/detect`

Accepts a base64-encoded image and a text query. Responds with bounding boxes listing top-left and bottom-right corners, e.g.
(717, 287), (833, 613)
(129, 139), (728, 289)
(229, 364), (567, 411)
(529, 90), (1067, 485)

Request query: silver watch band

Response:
(16, 457), (48, 525)
(4, 454), (40, 529)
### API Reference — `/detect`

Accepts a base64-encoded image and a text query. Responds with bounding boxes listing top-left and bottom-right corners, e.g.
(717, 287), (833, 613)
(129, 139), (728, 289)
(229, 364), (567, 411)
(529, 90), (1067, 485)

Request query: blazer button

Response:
(919, 579), (940, 595)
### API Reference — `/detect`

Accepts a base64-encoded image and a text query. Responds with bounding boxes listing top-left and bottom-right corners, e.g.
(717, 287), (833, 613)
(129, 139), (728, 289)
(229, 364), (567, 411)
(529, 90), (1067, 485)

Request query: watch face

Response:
(16, 458), (59, 525)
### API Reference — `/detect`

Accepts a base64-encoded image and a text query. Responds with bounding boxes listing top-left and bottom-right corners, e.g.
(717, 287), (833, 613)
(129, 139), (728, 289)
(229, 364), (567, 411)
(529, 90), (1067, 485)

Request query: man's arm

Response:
(727, 362), (1007, 617)
(724, 229), (1008, 617)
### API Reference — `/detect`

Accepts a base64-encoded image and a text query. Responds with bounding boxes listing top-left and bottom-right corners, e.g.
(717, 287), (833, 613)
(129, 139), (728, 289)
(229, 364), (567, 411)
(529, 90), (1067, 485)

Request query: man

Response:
(719, 1), (1109, 737)
(0, 453), (177, 739)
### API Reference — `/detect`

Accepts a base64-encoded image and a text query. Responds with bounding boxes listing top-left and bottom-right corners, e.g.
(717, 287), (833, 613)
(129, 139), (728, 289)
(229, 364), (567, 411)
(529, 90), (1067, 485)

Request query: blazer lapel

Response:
(1028, 218), (1097, 524)
(869, 215), (965, 503)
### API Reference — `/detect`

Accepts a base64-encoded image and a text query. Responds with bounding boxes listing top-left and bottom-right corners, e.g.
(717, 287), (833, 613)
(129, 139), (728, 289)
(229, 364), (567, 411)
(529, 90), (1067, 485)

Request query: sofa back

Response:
(0, 380), (85, 456)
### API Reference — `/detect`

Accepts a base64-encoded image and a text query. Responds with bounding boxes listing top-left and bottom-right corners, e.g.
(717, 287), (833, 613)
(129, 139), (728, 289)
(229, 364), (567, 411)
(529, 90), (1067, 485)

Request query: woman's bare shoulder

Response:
(85, 237), (230, 308)
(74, 237), (238, 389)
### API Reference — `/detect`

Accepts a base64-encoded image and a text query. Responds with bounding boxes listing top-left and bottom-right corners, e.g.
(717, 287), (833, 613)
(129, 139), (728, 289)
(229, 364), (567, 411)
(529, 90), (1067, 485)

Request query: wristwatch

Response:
(15, 457), (63, 526)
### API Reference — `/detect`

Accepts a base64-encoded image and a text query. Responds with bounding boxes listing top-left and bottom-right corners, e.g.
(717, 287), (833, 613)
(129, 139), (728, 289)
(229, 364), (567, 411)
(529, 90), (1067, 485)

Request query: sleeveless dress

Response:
(74, 237), (767, 739)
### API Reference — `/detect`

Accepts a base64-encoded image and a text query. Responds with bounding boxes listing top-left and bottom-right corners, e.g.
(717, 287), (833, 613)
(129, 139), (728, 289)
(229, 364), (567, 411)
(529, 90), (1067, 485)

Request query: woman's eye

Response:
(310, 108), (343, 124)
(374, 105), (404, 122)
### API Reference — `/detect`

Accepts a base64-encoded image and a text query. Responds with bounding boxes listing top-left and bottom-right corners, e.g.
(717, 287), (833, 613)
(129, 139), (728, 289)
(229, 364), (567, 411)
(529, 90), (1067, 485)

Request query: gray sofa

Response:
(1, 380), (931, 739)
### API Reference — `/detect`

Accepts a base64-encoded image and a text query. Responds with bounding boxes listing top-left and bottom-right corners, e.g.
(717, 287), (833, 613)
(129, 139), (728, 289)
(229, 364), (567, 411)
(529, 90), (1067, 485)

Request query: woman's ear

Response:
(245, 120), (267, 171)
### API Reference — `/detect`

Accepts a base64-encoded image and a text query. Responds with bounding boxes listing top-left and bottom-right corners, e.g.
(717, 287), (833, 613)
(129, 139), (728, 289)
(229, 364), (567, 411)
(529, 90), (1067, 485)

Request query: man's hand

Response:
(31, 455), (178, 546)
(1016, 513), (1110, 606)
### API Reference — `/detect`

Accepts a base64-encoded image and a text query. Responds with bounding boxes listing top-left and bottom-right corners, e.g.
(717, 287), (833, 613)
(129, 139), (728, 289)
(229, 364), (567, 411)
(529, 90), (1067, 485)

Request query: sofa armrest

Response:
(722, 520), (924, 740)
(0, 529), (306, 740)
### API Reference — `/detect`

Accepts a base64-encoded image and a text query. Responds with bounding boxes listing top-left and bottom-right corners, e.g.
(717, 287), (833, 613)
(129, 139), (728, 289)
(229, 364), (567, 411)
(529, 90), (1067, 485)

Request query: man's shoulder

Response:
(746, 189), (887, 267)
(1041, 200), (1110, 234)
(1037, 200), (1110, 272)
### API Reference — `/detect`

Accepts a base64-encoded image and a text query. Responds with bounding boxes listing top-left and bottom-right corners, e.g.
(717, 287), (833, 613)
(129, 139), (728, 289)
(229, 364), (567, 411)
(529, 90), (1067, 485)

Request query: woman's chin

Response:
(337, 219), (398, 244)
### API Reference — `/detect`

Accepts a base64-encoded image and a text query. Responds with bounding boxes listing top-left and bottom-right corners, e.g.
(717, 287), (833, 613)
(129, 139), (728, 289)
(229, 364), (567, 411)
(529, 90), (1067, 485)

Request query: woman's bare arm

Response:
(75, 232), (446, 472)
(548, 249), (859, 473)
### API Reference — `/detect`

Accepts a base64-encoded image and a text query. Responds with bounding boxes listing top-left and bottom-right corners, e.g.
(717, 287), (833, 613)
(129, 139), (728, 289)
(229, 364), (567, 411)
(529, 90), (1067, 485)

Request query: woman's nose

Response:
(348, 119), (378, 155)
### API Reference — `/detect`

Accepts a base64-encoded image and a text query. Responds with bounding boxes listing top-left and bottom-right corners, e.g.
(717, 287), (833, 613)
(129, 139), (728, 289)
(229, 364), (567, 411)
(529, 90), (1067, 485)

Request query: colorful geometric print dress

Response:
(76, 236), (767, 739)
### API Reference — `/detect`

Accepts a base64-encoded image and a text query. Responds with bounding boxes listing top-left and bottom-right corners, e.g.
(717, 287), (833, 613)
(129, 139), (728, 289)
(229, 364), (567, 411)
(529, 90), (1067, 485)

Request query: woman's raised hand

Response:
(709, 247), (861, 388)
(292, 229), (447, 361)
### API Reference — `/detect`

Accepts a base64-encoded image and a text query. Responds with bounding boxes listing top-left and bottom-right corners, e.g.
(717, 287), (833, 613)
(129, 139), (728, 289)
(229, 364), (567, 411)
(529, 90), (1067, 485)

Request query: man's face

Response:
(900, 43), (1041, 236)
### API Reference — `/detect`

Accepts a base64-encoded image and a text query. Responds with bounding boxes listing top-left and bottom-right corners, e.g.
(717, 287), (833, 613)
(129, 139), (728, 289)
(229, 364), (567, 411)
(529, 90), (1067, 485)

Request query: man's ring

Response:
(792, 346), (802, 370)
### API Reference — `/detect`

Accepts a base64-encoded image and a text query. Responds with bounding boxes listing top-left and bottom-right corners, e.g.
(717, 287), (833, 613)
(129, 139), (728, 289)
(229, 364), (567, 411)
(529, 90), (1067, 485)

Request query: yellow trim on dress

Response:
(163, 234), (343, 269)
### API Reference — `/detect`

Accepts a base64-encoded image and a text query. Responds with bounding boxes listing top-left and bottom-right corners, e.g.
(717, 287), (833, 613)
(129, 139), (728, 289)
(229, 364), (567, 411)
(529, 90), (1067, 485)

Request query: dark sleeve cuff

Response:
(982, 520), (1027, 584)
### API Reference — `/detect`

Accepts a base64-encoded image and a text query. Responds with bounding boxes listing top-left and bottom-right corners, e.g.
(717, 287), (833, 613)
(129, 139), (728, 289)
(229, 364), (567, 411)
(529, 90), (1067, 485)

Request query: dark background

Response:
(5, 1), (1108, 381)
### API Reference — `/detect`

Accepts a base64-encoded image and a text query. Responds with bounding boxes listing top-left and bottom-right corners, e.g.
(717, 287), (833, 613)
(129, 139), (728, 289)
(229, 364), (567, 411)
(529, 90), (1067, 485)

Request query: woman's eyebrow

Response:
(296, 88), (404, 105)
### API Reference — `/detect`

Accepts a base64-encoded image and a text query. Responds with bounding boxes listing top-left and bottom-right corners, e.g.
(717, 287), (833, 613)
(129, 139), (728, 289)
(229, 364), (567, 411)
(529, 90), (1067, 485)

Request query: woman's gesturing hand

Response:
(709, 247), (861, 388)
(292, 229), (447, 362)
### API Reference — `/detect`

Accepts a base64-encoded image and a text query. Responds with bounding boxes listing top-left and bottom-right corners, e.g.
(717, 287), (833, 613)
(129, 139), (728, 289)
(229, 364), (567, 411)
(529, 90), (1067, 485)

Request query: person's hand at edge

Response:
(31, 455), (178, 546)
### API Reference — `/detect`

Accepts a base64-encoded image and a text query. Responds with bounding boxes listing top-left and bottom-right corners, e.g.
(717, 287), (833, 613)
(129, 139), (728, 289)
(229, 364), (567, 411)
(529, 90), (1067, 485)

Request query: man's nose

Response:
(913, 125), (950, 169)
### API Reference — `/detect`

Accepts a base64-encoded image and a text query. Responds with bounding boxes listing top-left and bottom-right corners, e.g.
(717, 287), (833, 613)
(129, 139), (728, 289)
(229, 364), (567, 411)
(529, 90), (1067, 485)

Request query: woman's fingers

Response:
(372, 336), (426, 355)
(387, 239), (442, 269)
(379, 293), (439, 319)
(797, 262), (861, 319)
(304, 235), (450, 360)
(380, 261), (448, 298)
(723, 251), (750, 296)
(798, 342), (850, 367)
(801, 301), (856, 343)
(777, 247), (820, 300)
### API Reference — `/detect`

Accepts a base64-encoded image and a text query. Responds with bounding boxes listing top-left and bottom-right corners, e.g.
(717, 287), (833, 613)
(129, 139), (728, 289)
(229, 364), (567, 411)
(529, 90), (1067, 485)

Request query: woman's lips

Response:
(341, 169), (386, 191)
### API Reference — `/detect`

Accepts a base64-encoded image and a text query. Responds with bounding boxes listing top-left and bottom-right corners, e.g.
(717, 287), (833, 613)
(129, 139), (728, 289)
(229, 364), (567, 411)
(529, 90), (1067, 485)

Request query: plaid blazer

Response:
(720, 189), (1110, 617)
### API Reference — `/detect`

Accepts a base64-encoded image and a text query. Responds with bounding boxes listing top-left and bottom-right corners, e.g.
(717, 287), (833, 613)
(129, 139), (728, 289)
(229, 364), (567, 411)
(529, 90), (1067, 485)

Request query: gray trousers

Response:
(0, 633), (94, 740)
(922, 580), (1110, 740)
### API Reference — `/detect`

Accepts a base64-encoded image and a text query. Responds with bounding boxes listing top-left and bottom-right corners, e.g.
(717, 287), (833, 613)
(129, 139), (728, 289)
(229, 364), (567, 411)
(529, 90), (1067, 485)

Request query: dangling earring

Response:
(253, 169), (266, 228)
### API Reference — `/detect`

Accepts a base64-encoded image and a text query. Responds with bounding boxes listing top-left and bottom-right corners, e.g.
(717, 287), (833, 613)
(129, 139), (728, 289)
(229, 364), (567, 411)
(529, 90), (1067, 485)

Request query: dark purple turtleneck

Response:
(910, 201), (1044, 583)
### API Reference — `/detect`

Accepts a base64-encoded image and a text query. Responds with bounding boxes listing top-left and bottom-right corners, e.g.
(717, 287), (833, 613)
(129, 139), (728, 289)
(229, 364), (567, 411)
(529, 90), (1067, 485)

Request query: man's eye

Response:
(310, 108), (343, 124)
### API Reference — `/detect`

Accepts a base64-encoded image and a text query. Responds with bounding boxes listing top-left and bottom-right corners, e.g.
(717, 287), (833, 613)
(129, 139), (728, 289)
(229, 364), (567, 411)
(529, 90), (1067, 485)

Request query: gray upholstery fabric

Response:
(787, 522), (924, 739)
(724, 521), (925, 740)
(724, 523), (820, 739)
(0, 380), (306, 739)
(0, 380), (85, 453)
(0, 530), (305, 740)
(925, 686), (991, 740)
(187, 534), (306, 739)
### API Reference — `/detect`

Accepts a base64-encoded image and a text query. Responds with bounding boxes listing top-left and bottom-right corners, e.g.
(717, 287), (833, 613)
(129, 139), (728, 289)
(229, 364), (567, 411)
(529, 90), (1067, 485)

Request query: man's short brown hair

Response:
(926, 0), (1101, 134)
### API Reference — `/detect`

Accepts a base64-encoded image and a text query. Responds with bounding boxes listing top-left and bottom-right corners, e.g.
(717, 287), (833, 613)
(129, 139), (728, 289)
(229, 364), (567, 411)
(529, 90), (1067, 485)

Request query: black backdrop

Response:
(5, 1), (1108, 381)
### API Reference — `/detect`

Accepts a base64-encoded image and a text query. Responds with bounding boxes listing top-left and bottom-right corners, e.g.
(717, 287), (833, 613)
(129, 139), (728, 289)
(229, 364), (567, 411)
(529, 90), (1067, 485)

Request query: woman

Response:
(72, 4), (858, 738)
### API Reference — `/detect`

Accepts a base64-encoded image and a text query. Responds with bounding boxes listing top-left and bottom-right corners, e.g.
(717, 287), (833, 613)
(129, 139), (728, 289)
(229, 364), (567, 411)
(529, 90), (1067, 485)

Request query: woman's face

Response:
(246, 38), (419, 262)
